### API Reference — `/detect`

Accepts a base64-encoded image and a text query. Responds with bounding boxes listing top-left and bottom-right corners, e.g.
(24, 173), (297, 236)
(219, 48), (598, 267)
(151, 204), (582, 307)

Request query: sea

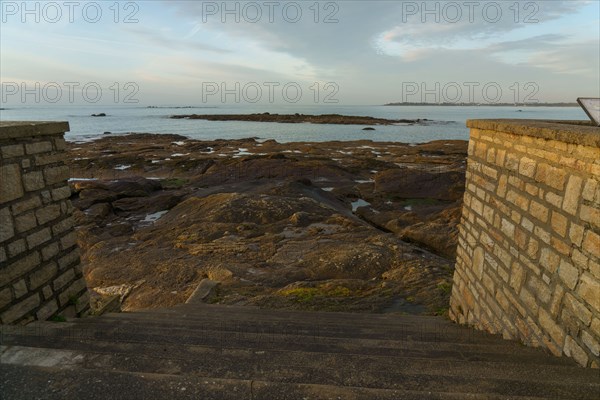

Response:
(0, 104), (588, 144)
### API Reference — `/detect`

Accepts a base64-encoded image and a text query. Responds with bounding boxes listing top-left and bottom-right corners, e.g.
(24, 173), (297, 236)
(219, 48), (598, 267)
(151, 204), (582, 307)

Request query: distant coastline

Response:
(170, 113), (427, 125)
(384, 102), (579, 107)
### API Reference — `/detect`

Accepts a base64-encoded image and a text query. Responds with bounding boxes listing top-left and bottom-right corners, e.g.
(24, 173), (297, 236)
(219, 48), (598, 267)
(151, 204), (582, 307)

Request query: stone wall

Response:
(450, 119), (600, 368)
(1, 121), (89, 324)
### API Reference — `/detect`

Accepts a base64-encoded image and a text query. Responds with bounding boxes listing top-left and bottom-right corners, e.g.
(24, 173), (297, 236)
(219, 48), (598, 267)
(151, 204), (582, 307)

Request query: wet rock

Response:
(76, 189), (118, 210)
(186, 279), (220, 303)
(383, 214), (421, 233)
(93, 279), (144, 303)
(73, 177), (164, 209)
(206, 266), (234, 282)
(85, 203), (112, 219)
(104, 222), (134, 238)
(374, 169), (465, 201)
(72, 209), (89, 226)
(71, 180), (107, 192)
(67, 133), (466, 314)
(295, 178), (312, 186)
(104, 177), (162, 196)
(400, 206), (462, 258)
(90, 294), (121, 315)
(289, 211), (311, 227)
(112, 192), (183, 214)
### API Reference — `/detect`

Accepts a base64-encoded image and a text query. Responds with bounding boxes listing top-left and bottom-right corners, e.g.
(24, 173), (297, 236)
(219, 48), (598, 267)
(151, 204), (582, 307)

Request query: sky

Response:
(1, 0), (599, 106)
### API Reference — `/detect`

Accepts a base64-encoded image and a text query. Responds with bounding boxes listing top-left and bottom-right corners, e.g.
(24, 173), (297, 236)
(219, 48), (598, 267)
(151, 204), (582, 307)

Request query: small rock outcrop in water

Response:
(91, 113), (107, 117)
(67, 133), (467, 315)
(170, 113), (426, 125)
(363, 127), (376, 131)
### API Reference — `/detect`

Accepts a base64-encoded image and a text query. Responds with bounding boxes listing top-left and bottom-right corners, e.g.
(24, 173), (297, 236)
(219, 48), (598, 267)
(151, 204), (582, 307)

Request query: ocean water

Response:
(0, 104), (587, 143)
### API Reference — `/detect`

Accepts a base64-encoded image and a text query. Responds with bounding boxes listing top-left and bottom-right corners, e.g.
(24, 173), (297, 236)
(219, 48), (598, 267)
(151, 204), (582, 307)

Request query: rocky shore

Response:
(67, 133), (467, 315)
(170, 113), (427, 125)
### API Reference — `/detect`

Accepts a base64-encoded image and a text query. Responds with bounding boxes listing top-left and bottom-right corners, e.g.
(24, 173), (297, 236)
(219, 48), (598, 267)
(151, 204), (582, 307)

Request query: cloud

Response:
(374, 0), (593, 58)
(124, 25), (231, 54)
(516, 40), (600, 76)
(165, 1), (594, 67)
(1, 0), (597, 104)
(154, 0), (597, 102)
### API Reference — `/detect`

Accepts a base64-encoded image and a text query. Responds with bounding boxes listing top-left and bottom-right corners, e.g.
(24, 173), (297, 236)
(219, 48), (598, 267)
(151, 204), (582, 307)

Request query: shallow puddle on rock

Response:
(114, 165), (131, 170)
(382, 298), (428, 314)
(141, 210), (169, 224)
(351, 199), (370, 212)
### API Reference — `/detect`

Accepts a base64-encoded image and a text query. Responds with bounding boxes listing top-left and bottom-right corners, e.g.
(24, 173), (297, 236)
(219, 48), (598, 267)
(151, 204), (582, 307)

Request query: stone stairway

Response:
(1, 304), (599, 399)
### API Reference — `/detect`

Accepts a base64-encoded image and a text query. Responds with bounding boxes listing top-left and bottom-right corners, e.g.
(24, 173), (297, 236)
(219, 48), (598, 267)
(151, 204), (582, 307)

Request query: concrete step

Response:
(7, 317), (572, 366)
(3, 318), (596, 396)
(79, 310), (571, 361)
(126, 303), (558, 346)
(2, 333), (597, 387)
(2, 304), (598, 399)
(1, 344), (597, 399)
(134, 303), (454, 327)
(0, 363), (554, 400)
(111, 305), (481, 332)
(86, 310), (526, 346)
(4, 318), (600, 391)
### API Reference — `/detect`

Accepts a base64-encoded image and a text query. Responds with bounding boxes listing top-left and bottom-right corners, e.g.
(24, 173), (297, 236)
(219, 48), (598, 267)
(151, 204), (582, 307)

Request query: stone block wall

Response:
(1, 121), (89, 324)
(450, 119), (600, 368)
